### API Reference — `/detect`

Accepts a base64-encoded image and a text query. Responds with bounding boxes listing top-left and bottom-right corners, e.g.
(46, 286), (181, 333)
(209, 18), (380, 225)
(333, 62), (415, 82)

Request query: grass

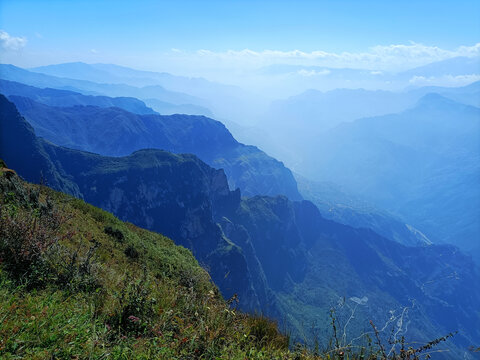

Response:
(0, 165), (304, 359)
(0, 164), (457, 359)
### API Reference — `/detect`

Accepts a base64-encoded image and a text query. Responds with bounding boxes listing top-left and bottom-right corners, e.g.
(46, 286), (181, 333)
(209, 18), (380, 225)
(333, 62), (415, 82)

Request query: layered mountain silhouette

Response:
(264, 81), (479, 139)
(258, 81), (479, 170)
(299, 94), (480, 257)
(296, 175), (433, 247)
(28, 62), (265, 124)
(2, 95), (479, 357)
(2, 80), (300, 200)
(0, 79), (157, 114)
(0, 64), (212, 116)
(2, 78), (439, 251)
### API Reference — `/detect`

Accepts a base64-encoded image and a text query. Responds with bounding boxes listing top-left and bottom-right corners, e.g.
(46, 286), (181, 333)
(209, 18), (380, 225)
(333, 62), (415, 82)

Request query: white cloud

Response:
(297, 69), (331, 77)
(172, 42), (480, 71)
(0, 30), (27, 51)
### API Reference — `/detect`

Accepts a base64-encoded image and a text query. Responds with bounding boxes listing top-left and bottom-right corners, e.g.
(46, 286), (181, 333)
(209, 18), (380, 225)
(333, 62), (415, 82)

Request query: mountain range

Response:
(28, 62), (266, 124)
(264, 80), (479, 137)
(0, 79), (157, 114)
(297, 94), (480, 260)
(0, 64), (213, 116)
(2, 95), (479, 357)
(254, 81), (479, 170)
(1, 80), (300, 200)
(0, 77), (432, 250)
(3, 78), (439, 252)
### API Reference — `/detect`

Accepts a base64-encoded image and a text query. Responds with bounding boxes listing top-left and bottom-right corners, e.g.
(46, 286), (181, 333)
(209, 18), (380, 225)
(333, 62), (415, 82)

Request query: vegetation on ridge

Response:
(0, 163), (462, 359)
(0, 164), (292, 359)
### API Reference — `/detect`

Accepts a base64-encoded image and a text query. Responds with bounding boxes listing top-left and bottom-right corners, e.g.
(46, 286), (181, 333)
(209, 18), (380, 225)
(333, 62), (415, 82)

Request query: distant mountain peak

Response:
(414, 92), (469, 110)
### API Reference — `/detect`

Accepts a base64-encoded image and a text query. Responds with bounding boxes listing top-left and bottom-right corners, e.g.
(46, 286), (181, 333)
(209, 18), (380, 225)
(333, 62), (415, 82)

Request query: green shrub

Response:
(50, 241), (100, 293)
(247, 314), (290, 350)
(107, 273), (155, 336)
(104, 226), (124, 242)
(0, 176), (99, 292)
(0, 192), (63, 287)
(124, 244), (139, 259)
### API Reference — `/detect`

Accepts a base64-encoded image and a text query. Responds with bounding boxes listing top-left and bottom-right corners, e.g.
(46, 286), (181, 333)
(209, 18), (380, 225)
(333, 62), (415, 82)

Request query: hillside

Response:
(0, 94), (270, 310)
(225, 196), (480, 356)
(2, 95), (479, 358)
(0, 164), (295, 359)
(6, 89), (300, 200)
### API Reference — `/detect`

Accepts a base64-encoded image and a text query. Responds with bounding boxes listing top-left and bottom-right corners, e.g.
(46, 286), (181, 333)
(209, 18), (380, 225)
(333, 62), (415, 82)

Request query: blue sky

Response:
(0, 0), (479, 80)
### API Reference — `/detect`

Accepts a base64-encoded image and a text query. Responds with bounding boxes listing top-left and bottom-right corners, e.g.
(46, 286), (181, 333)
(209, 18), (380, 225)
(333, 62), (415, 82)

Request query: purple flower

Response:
(128, 315), (140, 323)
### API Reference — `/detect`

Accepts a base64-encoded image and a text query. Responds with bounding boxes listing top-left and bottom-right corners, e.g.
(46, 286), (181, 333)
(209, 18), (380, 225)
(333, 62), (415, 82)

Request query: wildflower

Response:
(128, 315), (140, 323)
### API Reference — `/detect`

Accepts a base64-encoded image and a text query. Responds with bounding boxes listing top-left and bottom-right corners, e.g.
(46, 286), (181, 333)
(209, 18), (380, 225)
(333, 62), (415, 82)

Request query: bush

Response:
(124, 245), (139, 259)
(0, 190), (64, 287)
(246, 315), (290, 350)
(107, 274), (155, 336)
(51, 241), (100, 293)
(0, 175), (99, 292)
(104, 226), (124, 242)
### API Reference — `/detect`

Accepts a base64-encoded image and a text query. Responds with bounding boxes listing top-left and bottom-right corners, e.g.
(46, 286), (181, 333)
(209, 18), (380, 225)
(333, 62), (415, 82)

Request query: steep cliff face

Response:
(226, 196), (480, 356)
(0, 94), (263, 310)
(228, 196), (309, 291)
(0, 95), (80, 197)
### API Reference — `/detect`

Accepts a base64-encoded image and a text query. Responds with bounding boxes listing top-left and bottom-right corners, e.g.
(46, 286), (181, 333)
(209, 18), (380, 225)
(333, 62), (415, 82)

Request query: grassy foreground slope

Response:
(0, 169), (464, 360)
(0, 164), (295, 360)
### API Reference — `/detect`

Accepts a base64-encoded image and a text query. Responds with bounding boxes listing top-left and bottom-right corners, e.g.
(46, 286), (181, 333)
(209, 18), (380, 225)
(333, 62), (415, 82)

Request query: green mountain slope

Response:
(0, 165), (293, 359)
(225, 196), (480, 356)
(0, 94), (268, 311)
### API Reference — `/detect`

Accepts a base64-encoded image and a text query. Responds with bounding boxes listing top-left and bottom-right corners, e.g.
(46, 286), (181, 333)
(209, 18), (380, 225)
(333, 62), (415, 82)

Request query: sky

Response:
(0, 0), (479, 87)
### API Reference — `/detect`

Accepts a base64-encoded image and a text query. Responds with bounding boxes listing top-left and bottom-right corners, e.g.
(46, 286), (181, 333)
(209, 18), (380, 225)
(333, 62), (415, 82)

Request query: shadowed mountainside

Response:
(2, 95), (479, 357)
(0, 79), (157, 115)
(5, 85), (301, 200)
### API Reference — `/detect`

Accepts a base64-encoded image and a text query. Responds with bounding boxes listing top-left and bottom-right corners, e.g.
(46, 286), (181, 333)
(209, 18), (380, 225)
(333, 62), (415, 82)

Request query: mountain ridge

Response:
(300, 94), (480, 255)
(0, 64), (212, 114)
(7, 89), (301, 200)
(2, 95), (479, 357)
